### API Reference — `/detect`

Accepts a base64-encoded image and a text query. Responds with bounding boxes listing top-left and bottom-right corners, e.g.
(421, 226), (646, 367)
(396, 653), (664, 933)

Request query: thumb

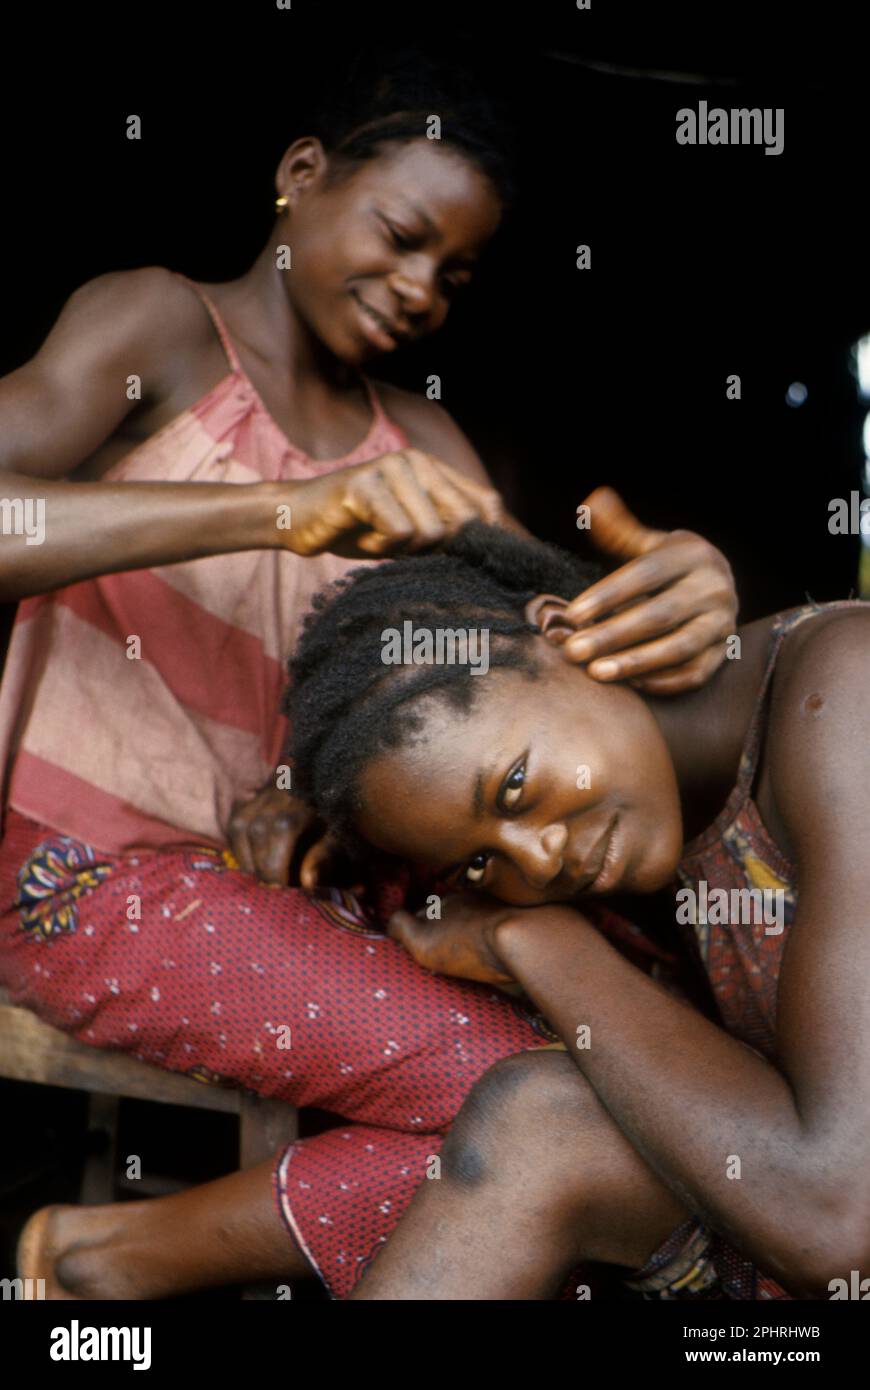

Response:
(583, 486), (666, 561)
(386, 909), (423, 945)
(299, 832), (341, 892)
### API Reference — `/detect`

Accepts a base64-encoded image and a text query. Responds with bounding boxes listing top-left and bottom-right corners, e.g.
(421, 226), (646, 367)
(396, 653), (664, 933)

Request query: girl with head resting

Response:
(281, 521), (870, 1301)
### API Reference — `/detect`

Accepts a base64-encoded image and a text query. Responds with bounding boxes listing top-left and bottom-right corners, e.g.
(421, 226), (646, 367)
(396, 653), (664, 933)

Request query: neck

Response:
(228, 239), (357, 390)
(642, 616), (776, 842)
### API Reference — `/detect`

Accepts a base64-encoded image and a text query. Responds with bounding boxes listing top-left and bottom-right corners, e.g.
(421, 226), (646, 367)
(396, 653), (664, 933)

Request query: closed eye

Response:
(378, 214), (473, 296)
(391, 228), (415, 250)
(379, 213), (417, 250)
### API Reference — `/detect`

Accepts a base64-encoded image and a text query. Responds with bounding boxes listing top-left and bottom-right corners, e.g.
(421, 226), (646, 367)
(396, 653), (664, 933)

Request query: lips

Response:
(567, 814), (621, 896)
(351, 290), (410, 346)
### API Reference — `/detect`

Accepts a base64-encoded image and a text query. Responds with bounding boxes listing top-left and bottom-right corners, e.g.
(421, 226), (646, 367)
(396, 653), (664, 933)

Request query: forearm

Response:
(0, 472), (289, 599)
(494, 910), (844, 1292)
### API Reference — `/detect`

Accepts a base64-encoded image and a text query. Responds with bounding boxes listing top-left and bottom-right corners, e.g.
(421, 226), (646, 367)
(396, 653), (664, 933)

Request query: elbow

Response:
(767, 1202), (870, 1300)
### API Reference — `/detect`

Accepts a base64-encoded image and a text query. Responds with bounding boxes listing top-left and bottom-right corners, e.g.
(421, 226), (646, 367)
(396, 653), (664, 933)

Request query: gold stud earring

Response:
(275, 194), (289, 213)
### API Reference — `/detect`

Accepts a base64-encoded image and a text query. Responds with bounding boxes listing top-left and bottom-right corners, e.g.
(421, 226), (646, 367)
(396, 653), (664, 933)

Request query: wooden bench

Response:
(0, 986), (299, 1294)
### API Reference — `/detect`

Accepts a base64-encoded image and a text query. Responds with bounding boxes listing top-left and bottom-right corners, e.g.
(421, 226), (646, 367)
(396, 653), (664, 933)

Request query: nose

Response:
(498, 821), (568, 889)
(388, 260), (438, 317)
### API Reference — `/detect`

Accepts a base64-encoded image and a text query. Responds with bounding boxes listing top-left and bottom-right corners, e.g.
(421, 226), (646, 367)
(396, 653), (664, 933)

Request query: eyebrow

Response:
(406, 199), (438, 236)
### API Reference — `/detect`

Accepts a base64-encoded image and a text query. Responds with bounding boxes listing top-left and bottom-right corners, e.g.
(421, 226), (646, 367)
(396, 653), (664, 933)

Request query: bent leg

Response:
(0, 817), (552, 1130)
(275, 1125), (442, 1295)
(17, 1124), (444, 1300)
(0, 816), (542, 1299)
(351, 1051), (691, 1300)
(2, 815), (688, 1300)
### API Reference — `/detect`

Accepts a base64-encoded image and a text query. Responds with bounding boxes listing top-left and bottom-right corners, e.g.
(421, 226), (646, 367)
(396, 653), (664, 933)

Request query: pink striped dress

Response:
(0, 274), (409, 853)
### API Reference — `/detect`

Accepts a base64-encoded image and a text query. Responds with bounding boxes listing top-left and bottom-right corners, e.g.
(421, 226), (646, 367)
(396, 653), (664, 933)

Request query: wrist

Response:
(253, 480), (303, 551)
(492, 905), (594, 968)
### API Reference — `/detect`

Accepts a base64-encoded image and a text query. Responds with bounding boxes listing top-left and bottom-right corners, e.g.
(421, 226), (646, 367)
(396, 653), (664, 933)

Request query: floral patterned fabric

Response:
(0, 805), (675, 1297)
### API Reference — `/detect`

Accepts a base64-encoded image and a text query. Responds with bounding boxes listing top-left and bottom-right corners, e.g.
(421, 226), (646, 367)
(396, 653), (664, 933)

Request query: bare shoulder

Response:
(60, 266), (210, 359)
(765, 606), (870, 850)
(772, 606), (870, 699)
(369, 378), (494, 487)
(32, 267), (222, 422)
(370, 378), (461, 447)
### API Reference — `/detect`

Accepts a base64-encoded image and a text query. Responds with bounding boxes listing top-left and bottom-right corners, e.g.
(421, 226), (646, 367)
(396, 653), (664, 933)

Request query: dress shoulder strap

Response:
(171, 271), (242, 373)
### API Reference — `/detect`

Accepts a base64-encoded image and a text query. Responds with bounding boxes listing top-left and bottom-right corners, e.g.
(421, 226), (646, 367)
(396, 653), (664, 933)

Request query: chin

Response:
(636, 865), (678, 893)
(633, 844), (682, 893)
(343, 335), (380, 368)
(319, 325), (363, 366)
(299, 303), (366, 368)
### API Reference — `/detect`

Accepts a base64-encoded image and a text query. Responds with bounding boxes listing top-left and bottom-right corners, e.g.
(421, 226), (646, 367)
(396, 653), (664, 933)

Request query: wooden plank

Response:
(79, 1093), (120, 1205)
(0, 996), (241, 1115)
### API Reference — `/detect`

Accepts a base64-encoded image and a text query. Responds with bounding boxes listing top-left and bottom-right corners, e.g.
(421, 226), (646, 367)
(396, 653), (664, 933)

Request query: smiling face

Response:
(274, 137), (503, 366)
(354, 635), (685, 907)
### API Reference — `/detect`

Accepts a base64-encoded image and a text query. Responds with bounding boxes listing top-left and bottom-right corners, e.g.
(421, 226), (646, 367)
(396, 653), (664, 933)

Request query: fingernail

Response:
(590, 659), (619, 679)
(565, 637), (593, 660)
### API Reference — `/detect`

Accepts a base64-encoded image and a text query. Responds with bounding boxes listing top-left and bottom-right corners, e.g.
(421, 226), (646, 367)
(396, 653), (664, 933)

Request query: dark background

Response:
(1, 0), (868, 1295)
(2, 1), (868, 623)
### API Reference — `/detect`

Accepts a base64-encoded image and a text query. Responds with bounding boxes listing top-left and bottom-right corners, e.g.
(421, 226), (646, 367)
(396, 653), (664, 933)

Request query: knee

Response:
(440, 1051), (604, 1191)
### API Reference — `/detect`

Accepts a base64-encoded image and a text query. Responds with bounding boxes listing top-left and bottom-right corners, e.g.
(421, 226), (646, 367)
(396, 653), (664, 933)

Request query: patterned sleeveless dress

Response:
(628, 600), (867, 1300)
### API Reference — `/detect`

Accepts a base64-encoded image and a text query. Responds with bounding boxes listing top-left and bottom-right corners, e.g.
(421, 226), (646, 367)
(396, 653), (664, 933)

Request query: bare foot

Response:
(15, 1161), (307, 1300)
(17, 1202), (163, 1300)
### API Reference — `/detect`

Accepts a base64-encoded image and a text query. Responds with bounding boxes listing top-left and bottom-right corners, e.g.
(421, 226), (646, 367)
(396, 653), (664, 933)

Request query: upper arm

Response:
(767, 611), (870, 1160)
(0, 266), (187, 479)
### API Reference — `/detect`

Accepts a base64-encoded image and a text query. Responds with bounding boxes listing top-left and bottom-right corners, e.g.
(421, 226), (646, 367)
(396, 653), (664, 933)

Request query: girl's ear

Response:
(523, 593), (576, 645)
